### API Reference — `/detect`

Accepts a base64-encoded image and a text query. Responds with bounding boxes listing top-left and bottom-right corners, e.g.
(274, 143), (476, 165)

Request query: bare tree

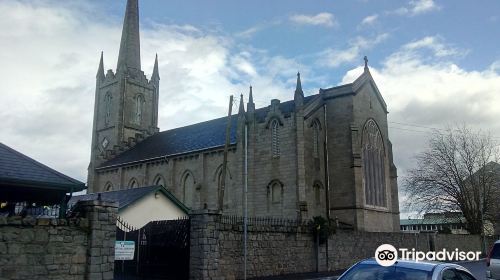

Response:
(404, 125), (500, 234)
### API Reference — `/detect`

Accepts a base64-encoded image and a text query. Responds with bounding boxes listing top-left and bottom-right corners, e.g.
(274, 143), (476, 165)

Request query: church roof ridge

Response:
(69, 185), (189, 213)
(98, 93), (319, 169)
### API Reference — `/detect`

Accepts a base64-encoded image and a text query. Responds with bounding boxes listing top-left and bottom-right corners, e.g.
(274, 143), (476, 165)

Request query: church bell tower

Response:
(87, 0), (160, 192)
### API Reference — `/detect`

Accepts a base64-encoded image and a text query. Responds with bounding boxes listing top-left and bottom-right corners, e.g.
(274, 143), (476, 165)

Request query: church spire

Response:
(151, 53), (160, 81)
(247, 86), (255, 114)
(116, 0), (141, 72)
(295, 72), (303, 96)
(248, 86), (253, 104)
(96, 51), (105, 81)
(238, 94), (245, 115)
(294, 72), (304, 107)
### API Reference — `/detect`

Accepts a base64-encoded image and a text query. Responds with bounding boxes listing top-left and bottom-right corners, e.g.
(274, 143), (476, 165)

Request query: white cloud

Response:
(0, 1), (305, 183)
(402, 36), (466, 57)
(391, 0), (440, 16)
(319, 33), (389, 67)
(235, 19), (282, 39)
(341, 37), (500, 185)
(360, 14), (379, 26)
(289, 13), (337, 27)
(341, 36), (500, 213)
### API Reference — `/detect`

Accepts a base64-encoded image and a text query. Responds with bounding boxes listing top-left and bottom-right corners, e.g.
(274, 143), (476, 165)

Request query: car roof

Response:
(358, 258), (456, 272)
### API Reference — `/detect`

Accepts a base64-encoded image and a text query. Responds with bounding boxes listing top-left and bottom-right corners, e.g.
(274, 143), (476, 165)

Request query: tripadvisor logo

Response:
(374, 244), (481, 266)
(375, 244), (398, 266)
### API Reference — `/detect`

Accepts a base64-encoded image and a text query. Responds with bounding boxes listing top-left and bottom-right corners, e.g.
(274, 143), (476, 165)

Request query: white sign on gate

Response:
(115, 241), (135, 260)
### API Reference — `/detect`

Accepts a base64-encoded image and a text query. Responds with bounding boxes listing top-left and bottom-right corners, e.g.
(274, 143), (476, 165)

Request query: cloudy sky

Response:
(1, 0), (500, 214)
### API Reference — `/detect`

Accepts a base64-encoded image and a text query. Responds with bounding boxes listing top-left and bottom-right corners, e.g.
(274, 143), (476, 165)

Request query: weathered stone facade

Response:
(0, 200), (117, 280)
(189, 212), (497, 280)
(88, 0), (400, 231)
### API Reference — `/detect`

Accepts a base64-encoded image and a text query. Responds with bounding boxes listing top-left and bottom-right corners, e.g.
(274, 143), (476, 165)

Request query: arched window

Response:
(104, 93), (112, 125)
(313, 182), (322, 206)
(362, 119), (386, 207)
(271, 119), (280, 157)
(182, 173), (195, 207)
(216, 169), (230, 207)
(128, 178), (139, 189)
(153, 174), (165, 187)
(134, 94), (144, 124)
(267, 180), (283, 204)
(272, 182), (281, 203)
(104, 182), (113, 192)
(312, 120), (321, 159)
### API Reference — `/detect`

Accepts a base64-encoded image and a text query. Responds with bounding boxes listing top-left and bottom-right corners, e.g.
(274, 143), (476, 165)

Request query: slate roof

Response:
(400, 216), (466, 226)
(99, 94), (319, 168)
(0, 142), (85, 191)
(68, 185), (189, 213)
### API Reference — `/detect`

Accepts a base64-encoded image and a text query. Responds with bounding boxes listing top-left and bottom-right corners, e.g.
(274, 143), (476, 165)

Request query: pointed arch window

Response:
(104, 93), (112, 125)
(362, 119), (386, 207)
(217, 168), (230, 207)
(271, 119), (280, 157)
(267, 180), (284, 205)
(104, 182), (113, 192)
(128, 178), (139, 189)
(271, 182), (282, 203)
(153, 174), (165, 187)
(134, 94), (144, 124)
(313, 182), (323, 206)
(182, 172), (195, 208)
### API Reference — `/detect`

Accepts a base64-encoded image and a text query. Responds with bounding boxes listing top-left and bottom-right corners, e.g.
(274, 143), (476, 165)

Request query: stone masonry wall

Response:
(327, 231), (497, 271)
(191, 212), (499, 280)
(189, 211), (316, 280)
(0, 200), (117, 280)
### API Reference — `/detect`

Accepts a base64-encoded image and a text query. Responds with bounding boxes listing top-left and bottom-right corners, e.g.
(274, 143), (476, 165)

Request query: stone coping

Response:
(0, 215), (89, 227)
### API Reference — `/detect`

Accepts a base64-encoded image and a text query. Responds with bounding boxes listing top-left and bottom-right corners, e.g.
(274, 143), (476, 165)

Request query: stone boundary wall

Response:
(0, 200), (117, 280)
(190, 211), (317, 280)
(327, 231), (497, 270)
(190, 211), (499, 280)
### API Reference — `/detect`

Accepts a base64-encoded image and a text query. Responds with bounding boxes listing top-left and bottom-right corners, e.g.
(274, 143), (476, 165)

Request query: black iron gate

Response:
(114, 216), (190, 280)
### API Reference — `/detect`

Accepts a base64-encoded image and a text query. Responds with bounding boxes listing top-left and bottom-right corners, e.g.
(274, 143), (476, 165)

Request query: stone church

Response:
(88, 0), (400, 231)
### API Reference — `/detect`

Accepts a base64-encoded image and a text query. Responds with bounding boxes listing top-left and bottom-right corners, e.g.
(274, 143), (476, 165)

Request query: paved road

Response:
(458, 260), (486, 280)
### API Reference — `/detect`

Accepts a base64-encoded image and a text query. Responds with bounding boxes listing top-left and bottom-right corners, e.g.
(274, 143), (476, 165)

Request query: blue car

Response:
(337, 258), (476, 280)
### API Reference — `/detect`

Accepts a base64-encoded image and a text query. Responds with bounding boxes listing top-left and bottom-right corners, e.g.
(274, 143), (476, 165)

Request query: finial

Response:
(249, 85), (254, 104)
(364, 56), (368, 70)
(152, 53), (160, 81)
(295, 72), (303, 96)
(238, 93), (245, 114)
(97, 51), (105, 80)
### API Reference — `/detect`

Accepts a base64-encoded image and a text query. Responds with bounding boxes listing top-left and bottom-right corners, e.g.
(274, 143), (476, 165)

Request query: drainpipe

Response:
(323, 103), (331, 270)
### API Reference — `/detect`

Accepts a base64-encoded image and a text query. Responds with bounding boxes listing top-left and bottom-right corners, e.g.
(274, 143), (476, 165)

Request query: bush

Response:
(309, 216), (335, 244)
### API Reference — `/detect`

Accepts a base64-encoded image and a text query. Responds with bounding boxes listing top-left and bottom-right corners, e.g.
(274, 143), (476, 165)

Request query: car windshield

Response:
(339, 263), (431, 280)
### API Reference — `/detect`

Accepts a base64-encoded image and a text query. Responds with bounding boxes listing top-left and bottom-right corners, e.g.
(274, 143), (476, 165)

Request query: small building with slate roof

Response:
(400, 212), (469, 234)
(69, 185), (188, 228)
(0, 142), (85, 214)
(87, 0), (401, 232)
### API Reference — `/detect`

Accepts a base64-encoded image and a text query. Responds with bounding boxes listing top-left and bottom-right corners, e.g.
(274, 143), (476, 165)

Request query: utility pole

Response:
(244, 122), (248, 280)
(218, 95), (233, 212)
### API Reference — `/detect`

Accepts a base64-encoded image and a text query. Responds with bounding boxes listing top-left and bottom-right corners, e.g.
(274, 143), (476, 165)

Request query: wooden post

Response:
(218, 95), (233, 212)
